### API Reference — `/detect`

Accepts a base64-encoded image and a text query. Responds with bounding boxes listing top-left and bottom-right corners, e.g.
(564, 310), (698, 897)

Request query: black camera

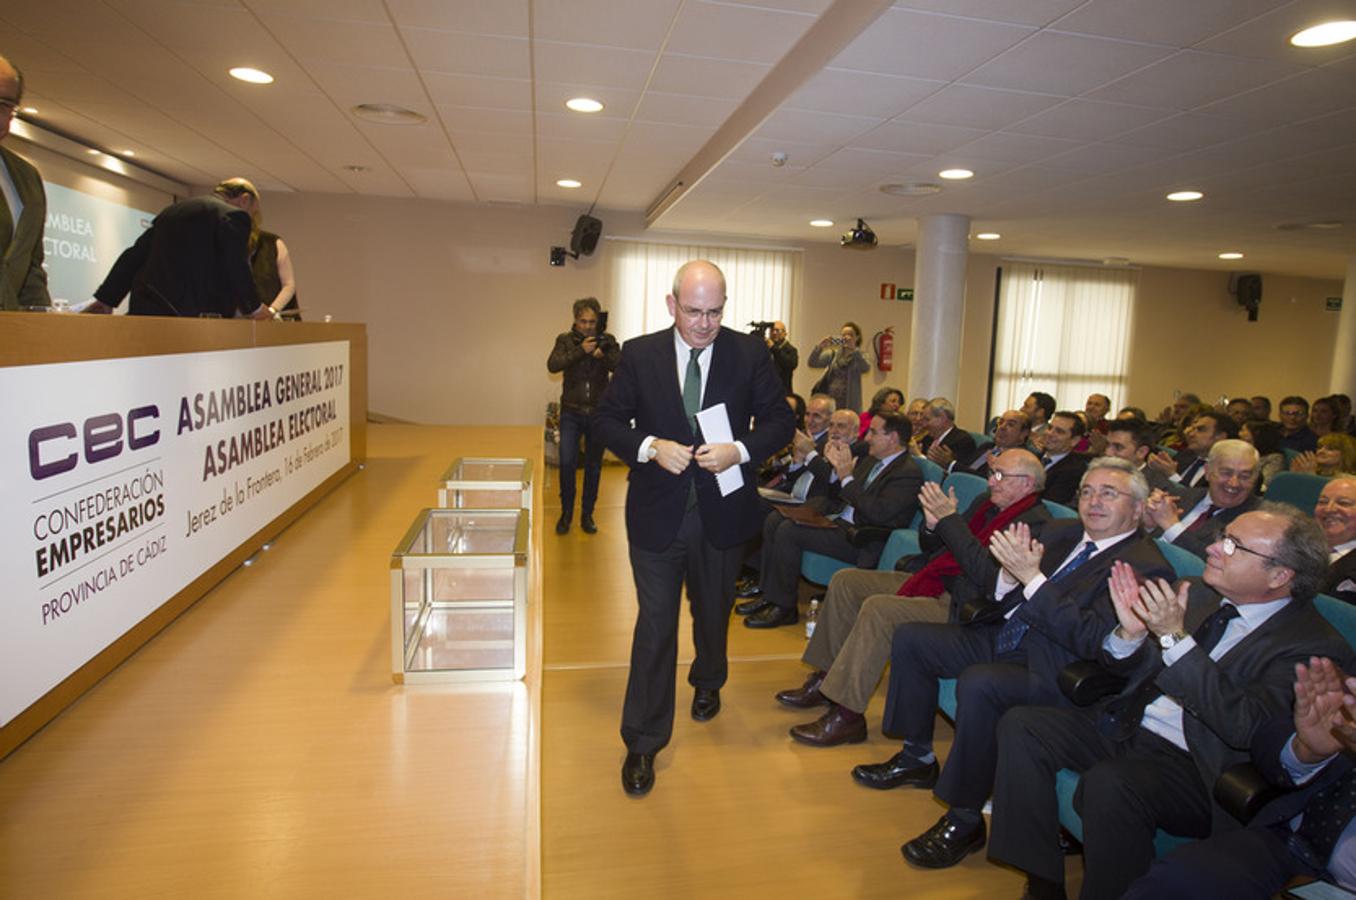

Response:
(749, 320), (775, 340)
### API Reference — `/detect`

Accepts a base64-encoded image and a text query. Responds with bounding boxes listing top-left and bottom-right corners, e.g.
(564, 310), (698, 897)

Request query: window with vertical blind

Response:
(989, 262), (1137, 418)
(607, 239), (801, 342)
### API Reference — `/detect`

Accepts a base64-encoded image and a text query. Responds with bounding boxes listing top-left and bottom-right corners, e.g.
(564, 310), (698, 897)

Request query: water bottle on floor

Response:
(805, 598), (819, 639)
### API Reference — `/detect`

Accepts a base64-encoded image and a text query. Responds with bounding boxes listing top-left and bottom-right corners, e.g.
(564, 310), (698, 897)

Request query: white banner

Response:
(1, 341), (352, 726)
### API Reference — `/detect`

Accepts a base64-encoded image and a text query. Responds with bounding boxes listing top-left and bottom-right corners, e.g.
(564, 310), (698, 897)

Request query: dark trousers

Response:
(622, 505), (743, 755)
(880, 622), (1030, 809)
(988, 706), (1213, 900)
(759, 513), (859, 610)
(558, 407), (602, 516)
(1122, 825), (1311, 900)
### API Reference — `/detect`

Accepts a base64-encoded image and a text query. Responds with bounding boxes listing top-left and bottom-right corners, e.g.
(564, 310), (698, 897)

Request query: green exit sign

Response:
(880, 283), (914, 301)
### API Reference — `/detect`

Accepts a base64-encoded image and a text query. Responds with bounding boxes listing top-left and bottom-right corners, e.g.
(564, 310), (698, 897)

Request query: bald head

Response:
(827, 409), (859, 443)
(0, 55), (23, 144)
(666, 260), (727, 349)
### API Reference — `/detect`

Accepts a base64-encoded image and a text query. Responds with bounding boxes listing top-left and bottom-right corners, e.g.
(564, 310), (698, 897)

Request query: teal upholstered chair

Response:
(1154, 537), (1205, 578)
(1266, 472), (1330, 515)
(1043, 500), (1078, 519)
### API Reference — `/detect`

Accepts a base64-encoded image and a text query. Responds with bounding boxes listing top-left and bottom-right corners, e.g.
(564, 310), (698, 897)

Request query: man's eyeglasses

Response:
(677, 305), (723, 322)
(1219, 532), (1282, 565)
(1078, 486), (1134, 503)
(990, 470), (1031, 483)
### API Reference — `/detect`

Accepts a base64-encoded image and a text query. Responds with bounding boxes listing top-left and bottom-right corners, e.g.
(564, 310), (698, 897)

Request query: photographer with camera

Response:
(547, 297), (620, 534)
(808, 321), (870, 413)
(757, 320), (798, 393)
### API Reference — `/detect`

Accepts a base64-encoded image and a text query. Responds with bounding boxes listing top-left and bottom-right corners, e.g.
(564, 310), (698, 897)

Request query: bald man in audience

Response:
(775, 449), (1052, 746)
(953, 410), (1031, 477)
(920, 398), (977, 467)
(1144, 439), (1261, 558)
(1318, 476), (1356, 604)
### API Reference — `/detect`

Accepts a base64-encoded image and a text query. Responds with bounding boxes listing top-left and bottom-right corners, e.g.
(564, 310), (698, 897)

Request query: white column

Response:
(1330, 255), (1356, 397)
(907, 213), (970, 401)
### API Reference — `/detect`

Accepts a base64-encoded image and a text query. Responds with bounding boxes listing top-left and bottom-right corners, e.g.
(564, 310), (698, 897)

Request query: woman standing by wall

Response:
(807, 321), (869, 413)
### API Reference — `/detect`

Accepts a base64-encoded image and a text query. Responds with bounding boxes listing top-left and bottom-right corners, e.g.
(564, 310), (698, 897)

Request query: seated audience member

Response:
(917, 398), (977, 468)
(859, 386), (904, 439)
(1144, 439), (1261, 558)
(1157, 392), (1202, 428)
(959, 410), (1030, 477)
(1292, 433), (1356, 478)
(758, 393), (817, 491)
(1036, 411), (1089, 506)
(1318, 476), (1356, 604)
(1312, 395), (1340, 439)
(777, 450), (1051, 746)
(1022, 392), (1056, 441)
(854, 459), (1173, 870)
(987, 504), (1351, 900)
(1118, 405), (1148, 421)
(1333, 393), (1355, 435)
(1124, 658), (1356, 899)
(1103, 418), (1174, 493)
(787, 392), (807, 431)
(1079, 394), (1111, 454)
(1148, 410), (1239, 489)
(1251, 395), (1274, 422)
(1225, 397), (1253, 426)
(1241, 418), (1287, 491)
(1281, 395), (1320, 453)
(742, 412), (923, 629)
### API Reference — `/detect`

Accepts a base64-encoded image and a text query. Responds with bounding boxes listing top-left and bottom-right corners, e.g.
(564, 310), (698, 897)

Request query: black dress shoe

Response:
(735, 583), (764, 599)
(901, 815), (986, 869)
(691, 688), (721, 721)
(851, 751), (939, 790)
(789, 705), (866, 746)
(580, 512), (597, 534)
(734, 574), (758, 594)
(555, 512), (571, 535)
(775, 670), (828, 708)
(734, 597), (769, 616)
(621, 752), (655, 796)
(744, 604), (798, 629)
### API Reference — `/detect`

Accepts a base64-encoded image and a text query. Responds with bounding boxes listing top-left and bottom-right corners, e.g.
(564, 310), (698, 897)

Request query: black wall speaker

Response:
(570, 215), (602, 257)
(1235, 273), (1262, 322)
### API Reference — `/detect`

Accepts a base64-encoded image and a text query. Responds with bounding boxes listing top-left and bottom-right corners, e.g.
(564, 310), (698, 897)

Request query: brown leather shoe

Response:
(789, 704), (867, 746)
(775, 670), (828, 709)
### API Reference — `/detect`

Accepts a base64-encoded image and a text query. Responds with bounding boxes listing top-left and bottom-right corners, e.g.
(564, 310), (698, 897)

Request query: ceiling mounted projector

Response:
(841, 218), (878, 250)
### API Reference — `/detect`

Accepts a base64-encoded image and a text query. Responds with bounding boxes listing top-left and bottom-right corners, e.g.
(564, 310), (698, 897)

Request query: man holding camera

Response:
(548, 297), (620, 534)
(767, 320), (798, 393)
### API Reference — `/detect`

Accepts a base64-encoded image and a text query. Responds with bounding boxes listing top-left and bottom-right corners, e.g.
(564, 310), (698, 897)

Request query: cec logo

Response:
(28, 406), (161, 480)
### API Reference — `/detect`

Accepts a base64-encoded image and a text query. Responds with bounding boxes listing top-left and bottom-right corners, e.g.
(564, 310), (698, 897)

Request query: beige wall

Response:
(262, 192), (1342, 428)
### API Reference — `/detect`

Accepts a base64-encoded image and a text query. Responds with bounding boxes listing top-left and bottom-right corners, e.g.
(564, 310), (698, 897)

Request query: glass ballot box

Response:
(391, 508), (528, 682)
(438, 457), (533, 512)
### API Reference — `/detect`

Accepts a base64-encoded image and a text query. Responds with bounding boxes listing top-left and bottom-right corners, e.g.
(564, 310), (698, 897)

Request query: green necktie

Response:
(864, 459), (884, 486)
(683, 347), (702, 431)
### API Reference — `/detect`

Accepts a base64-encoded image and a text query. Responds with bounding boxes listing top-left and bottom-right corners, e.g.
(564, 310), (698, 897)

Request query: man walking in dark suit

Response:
(0, 54), (51, 311)
(87, 178), (267, 318)
(1124, 657), (1356, 898)
(986, 503), (1350, 900)
(594, 259), (795, 797)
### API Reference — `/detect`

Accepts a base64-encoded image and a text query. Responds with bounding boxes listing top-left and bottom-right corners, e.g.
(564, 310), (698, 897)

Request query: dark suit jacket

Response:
(595, 325), (796, 552)
(1164, 488), (1262, 558)
(1325, 549), (1356, 605)
(920, 426), (977, 466)
(918, 493), (1054, 620)
(1100, 580), (1353, 830)
(94, 195), (256, 317)
(0, 145), (51, 310)
(822, 451), (925, 565)
(1249, 714), (1356, 833)
(1005, 523), (1174, 705)
(1041, 452), (1090, 506)
(768, 339), (797, 393)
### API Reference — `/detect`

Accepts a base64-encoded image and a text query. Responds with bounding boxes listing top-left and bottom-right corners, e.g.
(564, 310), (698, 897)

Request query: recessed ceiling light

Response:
(120, 149), (135, 157)
(1290, 20), (1356, 47)
(809, 219), (834, 227)
(556, 178), (582, 189)
(565, 97), (603, 113)
(86, 149), (101, 156)
(351, 103), (427, 125)
(880, 182), (942, 196)
(939, 168), (974, 180)
(1166, 190), (1204, 202)
(1218, 252), (1244, 260)
(229, 67), (274, 85)
(975, 232), (1001, 240)
(21, 106), (37, 114)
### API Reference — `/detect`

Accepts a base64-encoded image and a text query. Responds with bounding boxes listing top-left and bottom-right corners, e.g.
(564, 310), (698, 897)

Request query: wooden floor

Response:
(1, 425), (1083, 898)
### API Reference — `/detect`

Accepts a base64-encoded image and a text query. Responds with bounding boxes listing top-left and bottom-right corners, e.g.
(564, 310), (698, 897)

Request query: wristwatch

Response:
(646, 445), (658, 461)
(1158, 631), (1189, 650)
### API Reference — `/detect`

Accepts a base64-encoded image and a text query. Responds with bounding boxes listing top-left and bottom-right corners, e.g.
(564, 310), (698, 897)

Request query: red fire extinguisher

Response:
(873, 327), (894, 372)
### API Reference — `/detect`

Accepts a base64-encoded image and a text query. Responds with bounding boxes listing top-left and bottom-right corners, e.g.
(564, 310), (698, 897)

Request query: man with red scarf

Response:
(775, 449), (1051, 745)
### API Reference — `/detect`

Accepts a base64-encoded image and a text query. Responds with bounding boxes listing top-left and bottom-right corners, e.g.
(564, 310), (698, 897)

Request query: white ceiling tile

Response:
(1196, 65), (1356, 125)
(1195, 1), (1356, 65)
(401, 27), (530, 78)
(1086, 50), (1307, 110)
(834, 8), (1034, 80)
(632, 91), (736, 128)
(421, 72), (532, 110)
(384, 0), (528, 37)
(533, 82), (641, 119)
(962, 31), (1175, 96)
(535, 112), (629, 142)
(1113, 113), (1257, 151)
(245, 0), (391, 25)
(897, 85), (1065, 130)
(786, 69), (944, 118)
(887, 0), (1085, 27)
(402, 166), (477, 201)
(533, 41), (658, 90)
(947, 131), (1084, 164)
(850, 121), (989, 155)
(1006, 99), (1172, 141)
(438, 106), (534, 136)
(648, 53), (772, 99)
(255, 15), (410, 68)
(619, 122), (715, 159)
(1038, 141), (1173, 175)
(532, 0), (683, 51)
(1047, 0), (1289, 47)
(813, 146), (933, 174)
(303, 62), (429, 110)
(754, 108), (883, 149)
(665, 1), (818, 64)
(466, 172), (534, 202)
